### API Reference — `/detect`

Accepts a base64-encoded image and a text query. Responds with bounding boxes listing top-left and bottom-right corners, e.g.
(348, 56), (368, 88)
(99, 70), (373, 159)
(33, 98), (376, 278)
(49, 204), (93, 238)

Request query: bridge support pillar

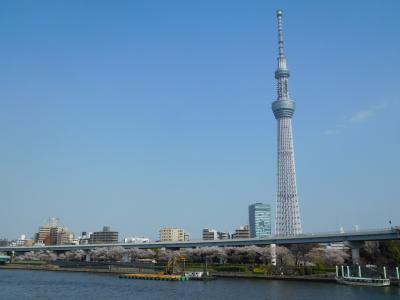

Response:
(270, 244), (277, 266)
(122, 253), (129, 263)
(345, 241), (363, 265)
(85, 253), (91, 262)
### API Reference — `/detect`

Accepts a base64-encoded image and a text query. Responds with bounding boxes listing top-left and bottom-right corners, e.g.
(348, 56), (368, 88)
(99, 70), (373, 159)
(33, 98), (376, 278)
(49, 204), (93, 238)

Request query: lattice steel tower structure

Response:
(272, 10), (302, 236)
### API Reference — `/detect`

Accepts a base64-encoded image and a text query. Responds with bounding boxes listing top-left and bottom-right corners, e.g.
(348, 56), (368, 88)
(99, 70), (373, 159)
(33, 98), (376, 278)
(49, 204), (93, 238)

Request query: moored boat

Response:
(184, 271), (216, 281)
(336, 276), (390, 287)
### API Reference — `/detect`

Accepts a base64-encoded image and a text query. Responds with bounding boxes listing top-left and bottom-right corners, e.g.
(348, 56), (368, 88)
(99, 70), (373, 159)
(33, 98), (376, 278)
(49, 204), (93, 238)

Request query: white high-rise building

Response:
(271, 10), (302, 236)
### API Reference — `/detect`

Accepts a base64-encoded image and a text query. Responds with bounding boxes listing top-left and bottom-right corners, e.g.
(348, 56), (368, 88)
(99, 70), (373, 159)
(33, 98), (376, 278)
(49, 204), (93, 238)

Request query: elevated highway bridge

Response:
(1, 228), (399, 264)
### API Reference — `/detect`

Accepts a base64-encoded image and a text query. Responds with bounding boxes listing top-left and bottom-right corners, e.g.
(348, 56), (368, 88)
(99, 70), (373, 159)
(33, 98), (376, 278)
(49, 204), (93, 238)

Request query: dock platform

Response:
(119, 273), (188, 281)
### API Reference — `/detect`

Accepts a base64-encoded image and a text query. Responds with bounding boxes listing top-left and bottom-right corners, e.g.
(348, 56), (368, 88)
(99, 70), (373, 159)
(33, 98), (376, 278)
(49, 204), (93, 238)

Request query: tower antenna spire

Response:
(275, 9), (290, 101)
(277, 10), (285, 57)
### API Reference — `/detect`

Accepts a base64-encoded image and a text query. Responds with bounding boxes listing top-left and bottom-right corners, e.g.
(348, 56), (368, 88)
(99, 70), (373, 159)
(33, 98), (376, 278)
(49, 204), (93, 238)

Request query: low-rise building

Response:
(217, 231), (231, 240)
(159, 227), (185, 242)
(34, 218), (74, 245)
(78, 232), (91, 245)
(89, 226), (118, 244)
(9, 234), (34, 247)
(231, 225), (250, 239)
(202, 228), (218, 240)
(325, 242), (349, 251)
(184, 233), (190, 241)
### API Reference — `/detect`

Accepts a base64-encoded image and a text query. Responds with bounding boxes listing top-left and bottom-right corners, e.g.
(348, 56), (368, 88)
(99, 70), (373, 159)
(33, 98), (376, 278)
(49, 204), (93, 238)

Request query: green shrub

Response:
(252, 267), (265, 274)
(311, 267), (335, 274)
(14, 260), (47, 265)
(214, 265), (247, 272)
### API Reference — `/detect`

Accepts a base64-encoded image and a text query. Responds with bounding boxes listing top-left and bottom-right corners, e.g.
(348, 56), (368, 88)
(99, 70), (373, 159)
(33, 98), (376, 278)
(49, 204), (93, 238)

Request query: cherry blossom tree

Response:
(275, 246), (295, 267)
(305, 248), (349, 266)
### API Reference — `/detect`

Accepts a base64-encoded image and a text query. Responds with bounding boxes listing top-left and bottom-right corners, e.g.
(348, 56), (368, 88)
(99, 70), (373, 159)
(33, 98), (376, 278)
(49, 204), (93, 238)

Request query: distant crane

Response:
(164, 256), (187, 275)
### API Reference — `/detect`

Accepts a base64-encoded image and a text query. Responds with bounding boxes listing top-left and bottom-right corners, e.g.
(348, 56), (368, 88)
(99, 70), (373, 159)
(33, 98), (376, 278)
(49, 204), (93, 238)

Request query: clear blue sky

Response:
(0, 0), (399, 240)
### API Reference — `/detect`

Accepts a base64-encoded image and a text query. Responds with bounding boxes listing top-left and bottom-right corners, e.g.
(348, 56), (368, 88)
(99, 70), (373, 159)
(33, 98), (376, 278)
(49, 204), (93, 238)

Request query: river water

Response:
(0, 269), (399, 299)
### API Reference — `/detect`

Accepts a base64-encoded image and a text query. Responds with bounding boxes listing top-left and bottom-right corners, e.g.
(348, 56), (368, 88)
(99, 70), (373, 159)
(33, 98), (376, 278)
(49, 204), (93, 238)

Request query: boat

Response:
(336, 276), (390, 287)
(0, 255), (10, 265)
(119, 256), (216, 282)
(166, 256), (216, 281)
(184, 271), (216, 281)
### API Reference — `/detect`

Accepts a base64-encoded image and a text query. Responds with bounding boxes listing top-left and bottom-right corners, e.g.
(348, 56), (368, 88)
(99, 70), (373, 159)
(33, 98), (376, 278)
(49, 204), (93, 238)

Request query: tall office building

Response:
(271, 10), (302, 236)
(249, 203), (272, 238)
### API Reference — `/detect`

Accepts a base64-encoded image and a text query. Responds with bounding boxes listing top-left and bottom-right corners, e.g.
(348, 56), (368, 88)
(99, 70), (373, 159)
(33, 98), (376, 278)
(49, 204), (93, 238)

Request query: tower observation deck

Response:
(271, 10), (302, 236)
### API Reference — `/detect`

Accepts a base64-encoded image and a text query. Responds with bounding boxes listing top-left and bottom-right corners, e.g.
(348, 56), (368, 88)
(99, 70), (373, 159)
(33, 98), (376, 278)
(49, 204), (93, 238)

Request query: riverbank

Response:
(0, 263), (157, 275)
(0, 263), (335, 283)
(214, 272), (336, 283)
(2, 263), (399, 286)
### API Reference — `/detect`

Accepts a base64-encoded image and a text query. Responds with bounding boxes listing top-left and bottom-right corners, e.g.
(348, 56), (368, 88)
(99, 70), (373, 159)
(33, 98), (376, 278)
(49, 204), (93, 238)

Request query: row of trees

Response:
(362, 241), (400, 266)
(15, 245), (350, 267)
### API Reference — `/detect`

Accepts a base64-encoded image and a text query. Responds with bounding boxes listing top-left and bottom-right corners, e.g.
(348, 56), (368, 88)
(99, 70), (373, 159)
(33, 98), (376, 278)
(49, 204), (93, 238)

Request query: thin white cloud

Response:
(350, 104), (385, 124)
(324, 103), (385, 135)
(350, 110), (375, 123)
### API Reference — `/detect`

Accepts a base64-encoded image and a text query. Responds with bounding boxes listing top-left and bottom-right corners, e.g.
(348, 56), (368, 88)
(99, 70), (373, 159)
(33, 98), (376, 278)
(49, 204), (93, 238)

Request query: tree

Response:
(127, 248), (154, 261)
(37, 251), (58, 261)
(324, 249), (349, 266)
(18, 250), (58, 261)
(156, 248), (174, 261)
(305, 248), (349, 267)
(107, 246), (126, 261)
(275, 246), (294, 267)
(65, 250), (85, 261)
(211, 247), (228, 264)
(380, 240), (400, 266)
(21, 251), (40, 261)
(288, 244), (316, 266)
(361, 241), (380, 264)
(90, 247), (110, 261)
(256, 246), (271, 265)
(243, 246), (259, 265)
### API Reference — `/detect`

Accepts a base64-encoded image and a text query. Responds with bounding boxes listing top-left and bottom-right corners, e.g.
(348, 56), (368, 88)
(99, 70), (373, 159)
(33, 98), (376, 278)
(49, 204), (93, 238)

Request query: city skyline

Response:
(0, 1), (399, 240)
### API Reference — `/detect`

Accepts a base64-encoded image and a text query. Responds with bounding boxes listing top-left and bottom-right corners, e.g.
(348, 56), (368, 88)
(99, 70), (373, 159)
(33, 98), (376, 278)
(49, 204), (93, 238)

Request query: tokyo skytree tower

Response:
(271, 10), (302, 236)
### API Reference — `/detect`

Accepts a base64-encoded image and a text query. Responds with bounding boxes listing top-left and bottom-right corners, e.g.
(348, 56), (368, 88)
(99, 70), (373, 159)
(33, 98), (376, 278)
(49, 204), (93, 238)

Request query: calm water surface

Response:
(0, 269), (399, 299)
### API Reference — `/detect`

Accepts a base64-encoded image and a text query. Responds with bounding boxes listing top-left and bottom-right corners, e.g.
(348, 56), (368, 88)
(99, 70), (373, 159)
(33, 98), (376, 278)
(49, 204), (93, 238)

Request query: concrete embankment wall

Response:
(214, 272), (400, 286)
(213, 272), (336, 283)
(0, 264), (158, 275)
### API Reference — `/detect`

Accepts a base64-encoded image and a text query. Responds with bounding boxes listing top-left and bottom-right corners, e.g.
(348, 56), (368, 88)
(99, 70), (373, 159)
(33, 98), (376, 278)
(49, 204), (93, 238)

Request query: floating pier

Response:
(119, 273), (188, 281)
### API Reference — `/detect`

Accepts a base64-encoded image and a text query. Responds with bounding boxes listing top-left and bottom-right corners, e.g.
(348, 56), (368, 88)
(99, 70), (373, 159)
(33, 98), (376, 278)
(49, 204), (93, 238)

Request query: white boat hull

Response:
(336, 277), (390, 287)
